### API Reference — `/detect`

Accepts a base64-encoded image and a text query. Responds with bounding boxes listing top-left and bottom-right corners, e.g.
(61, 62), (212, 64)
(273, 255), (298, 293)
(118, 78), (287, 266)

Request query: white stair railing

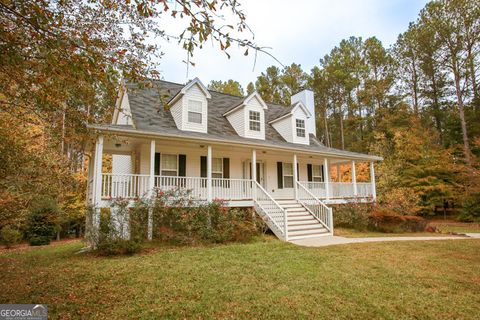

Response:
(253, 181), (288, 241)
(296, 181), (333, 233)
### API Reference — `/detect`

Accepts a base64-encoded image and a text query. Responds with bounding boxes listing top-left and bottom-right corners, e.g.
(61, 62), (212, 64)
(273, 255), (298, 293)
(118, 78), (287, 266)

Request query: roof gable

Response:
(222, 91), (268, 116)
(167, 77), (211, 105)
(268, 101), (311, 125)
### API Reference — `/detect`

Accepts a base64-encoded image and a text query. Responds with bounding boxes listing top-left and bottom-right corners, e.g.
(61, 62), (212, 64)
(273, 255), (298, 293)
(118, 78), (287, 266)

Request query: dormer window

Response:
(188, 100), (203, 124)
(296, 119), (306, 137)
(249, 111), (261, 131)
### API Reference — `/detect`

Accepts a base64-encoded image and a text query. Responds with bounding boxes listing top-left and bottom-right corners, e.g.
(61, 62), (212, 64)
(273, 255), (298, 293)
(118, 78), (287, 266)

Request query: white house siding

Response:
(226, 108), (245, 137)
(243, 96), (266, 140)
(272, 117), (293, 143)
(170, 98), (183, 130)
(291, 106), (310, 145)
(115, 92), (133, 125)
(180, 84), (208, 133)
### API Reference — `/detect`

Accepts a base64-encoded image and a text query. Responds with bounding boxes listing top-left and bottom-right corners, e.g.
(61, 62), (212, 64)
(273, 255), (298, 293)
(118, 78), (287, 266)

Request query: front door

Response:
(244, 161), (265, 187)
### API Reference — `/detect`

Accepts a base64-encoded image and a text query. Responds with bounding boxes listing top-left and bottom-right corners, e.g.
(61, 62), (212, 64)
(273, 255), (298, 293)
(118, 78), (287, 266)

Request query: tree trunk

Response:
(431, 73), (443, 144)
(324, 109), (330, 147)
(339, 108), (345, 150)
(412, 60), (419, 115)
(453, 72), (472, 166)
(61, 106), (66, 154)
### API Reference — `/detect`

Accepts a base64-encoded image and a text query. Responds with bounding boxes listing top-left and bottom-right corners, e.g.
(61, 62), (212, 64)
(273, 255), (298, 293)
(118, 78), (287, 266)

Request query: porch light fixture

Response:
(199, 145), (205, 148)
(115, 143), (121, 148)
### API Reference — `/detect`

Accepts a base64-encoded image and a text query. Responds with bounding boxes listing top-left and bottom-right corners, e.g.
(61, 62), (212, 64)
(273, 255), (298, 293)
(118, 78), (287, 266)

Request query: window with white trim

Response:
(312, 164), (323, 182)
(296, 119), (305, 137)
(161, 154), (178, 176)
(187, 100), (203, 124)
(212, 158), (223, 178)
(283, 162), (294, 188)
(249, 110), (261, 131)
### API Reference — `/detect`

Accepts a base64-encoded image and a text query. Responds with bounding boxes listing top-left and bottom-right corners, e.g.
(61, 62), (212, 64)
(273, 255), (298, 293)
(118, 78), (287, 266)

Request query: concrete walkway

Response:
(291, 234), (476, 247)
(465, 233), (480, 238)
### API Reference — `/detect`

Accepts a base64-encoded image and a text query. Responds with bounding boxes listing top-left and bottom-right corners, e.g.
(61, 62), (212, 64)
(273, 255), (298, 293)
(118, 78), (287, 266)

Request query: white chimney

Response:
(291, 90), (316, 136)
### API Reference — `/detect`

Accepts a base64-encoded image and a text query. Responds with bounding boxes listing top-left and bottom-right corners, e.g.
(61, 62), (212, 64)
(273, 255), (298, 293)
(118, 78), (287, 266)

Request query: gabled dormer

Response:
(168, 78), (211, 133)
(269, 101), (312, 145)
(223, 92), (268, 140)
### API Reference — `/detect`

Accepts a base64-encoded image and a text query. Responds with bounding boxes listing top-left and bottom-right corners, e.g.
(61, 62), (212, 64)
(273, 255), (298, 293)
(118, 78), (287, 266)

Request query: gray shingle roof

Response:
(91, 80), (382, 161)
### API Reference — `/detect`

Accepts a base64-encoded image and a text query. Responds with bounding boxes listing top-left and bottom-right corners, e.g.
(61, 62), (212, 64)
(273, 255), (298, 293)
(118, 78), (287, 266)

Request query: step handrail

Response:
(296, 181), (333, 232)
(253, 181), (288, 240)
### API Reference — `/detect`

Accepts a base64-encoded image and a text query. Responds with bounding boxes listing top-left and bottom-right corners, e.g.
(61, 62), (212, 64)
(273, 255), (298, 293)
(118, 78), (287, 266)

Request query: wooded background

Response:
(1, 0), (479, 238)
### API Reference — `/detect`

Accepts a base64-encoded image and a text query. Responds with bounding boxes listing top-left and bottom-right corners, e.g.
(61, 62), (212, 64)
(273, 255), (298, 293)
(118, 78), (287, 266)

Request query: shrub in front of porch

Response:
(333, 203), (428, 233)
(151, 190), (264, 244)
(89, 189), (266, 255)
(93, 199), (143, 255)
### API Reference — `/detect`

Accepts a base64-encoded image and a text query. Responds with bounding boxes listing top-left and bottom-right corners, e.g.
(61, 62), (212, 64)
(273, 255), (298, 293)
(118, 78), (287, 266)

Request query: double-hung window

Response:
(283, 163), (294, 188)
(296, 119), (305, 137)
(188, 100), (203, 124)
(249, 111), (261, 131)
(212, 158), (223, 178)
(161, 154), (178, 176)
(312, 164), (323, 182)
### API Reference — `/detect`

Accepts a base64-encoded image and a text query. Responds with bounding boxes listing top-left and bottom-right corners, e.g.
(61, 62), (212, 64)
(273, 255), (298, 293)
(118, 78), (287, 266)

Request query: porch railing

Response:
(154, 176), (208, 200)
(299, 181), (374, 199)
(212, 178), (253, 200)
(356, 182), (373, 198)
(296, 181), (333, 232)
(101, 173), (150, 199)
(302, 182), (327, 198)
(330, 182), (355, 198)
(253, 181), (288, 240)
(100, 173), (254, 201)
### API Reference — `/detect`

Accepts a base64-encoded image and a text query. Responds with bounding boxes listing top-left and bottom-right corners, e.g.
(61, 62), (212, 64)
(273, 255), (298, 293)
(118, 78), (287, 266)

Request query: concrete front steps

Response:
(276, 199), (330, 241)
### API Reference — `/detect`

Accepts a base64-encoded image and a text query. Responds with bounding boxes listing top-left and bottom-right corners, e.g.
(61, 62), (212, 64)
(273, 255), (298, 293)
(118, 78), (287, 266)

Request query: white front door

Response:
(244, 161), (266, 188)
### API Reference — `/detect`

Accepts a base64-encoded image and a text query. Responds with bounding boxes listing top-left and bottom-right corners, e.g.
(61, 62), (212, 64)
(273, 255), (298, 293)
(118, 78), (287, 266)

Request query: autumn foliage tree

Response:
(0, 0), (261, 237)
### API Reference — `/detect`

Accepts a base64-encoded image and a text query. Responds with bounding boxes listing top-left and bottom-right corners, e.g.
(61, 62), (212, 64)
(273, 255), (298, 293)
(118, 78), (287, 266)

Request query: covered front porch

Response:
(88, 135), (377, 208)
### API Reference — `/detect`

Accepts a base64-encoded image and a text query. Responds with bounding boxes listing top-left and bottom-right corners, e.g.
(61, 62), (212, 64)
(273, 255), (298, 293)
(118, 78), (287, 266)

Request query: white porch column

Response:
(370, 161), (377, 201)
(324, 158), (330, 200)
(148, 140), (155, 240)
(293, 154), (298, 200)
(351, 160), (358, 197)
(207, 145), (212, 202)
(251, 149), (257, 199)
(92, 135), (104, 231)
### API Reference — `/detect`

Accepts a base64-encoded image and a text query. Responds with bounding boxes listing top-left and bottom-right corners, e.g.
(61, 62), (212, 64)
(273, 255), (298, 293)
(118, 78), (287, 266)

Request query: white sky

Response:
(155, 0), (429, 88)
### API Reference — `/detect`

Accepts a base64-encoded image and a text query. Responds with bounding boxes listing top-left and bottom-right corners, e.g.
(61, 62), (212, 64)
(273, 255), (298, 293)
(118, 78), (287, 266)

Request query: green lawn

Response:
(1, 238), (479, 319)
